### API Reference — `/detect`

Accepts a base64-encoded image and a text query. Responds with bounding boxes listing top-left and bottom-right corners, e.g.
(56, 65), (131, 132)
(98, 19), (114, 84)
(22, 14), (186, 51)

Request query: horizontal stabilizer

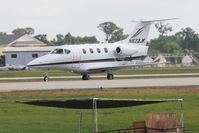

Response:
(131, 18), (178, 23)
(124, 18), (177, 45)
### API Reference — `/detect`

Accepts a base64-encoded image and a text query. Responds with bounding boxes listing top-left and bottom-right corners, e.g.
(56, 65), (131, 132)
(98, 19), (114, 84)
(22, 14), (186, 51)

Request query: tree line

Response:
(1, 22), (199, 58)
(0, 22), (127, 45)
(0, 28), (99, 45)
(149, 22), (199, 59)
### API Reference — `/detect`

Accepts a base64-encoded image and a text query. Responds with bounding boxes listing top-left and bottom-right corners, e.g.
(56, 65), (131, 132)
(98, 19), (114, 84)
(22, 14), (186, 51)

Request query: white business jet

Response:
(27, 19), (175, 81)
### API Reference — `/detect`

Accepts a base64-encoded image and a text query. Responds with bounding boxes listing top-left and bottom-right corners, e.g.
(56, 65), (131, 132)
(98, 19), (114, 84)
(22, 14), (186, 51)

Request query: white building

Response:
(3, 47), (54, 66)
(153, 54), (167, 67)
(1, 34), (55, 66)
(143, 56), (154, 67)
(143, 56), (153, 62)
(181, 55), (193, 67)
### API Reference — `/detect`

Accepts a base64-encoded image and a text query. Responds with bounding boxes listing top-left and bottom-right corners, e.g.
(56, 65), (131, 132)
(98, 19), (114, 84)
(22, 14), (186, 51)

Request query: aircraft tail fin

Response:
(124, 18), (177, 45)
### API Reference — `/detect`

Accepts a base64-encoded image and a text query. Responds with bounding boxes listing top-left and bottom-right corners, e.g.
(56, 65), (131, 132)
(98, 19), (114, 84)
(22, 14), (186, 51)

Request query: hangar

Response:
(3, 46), (54, 66)
(0, 34), (55, 66)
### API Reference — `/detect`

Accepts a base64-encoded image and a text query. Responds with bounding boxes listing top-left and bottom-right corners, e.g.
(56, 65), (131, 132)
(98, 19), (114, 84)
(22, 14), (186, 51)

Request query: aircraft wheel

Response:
(43, 76), (49, 82)
(107, 74), (114, 80)
(82, 74), (90, 80)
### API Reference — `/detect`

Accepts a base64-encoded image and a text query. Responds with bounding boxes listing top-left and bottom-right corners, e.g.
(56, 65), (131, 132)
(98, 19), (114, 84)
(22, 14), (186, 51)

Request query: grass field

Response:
(0, 87), (198, 133)
(0, 67), (199, 78)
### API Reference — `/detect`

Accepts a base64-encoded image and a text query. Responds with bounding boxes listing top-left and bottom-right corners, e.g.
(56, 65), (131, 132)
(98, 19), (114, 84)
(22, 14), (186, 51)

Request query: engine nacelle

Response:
(115, 46), (137, 56)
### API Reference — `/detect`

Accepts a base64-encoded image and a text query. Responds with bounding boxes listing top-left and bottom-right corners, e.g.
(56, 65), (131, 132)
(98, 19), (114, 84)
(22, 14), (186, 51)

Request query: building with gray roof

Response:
(0, 34), (22, 46)
(0, 34), (50, 67)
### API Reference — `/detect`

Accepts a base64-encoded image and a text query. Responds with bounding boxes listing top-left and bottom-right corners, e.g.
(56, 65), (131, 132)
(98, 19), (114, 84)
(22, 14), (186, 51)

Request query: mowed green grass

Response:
(0, 87), (198, 133)
(0, 67), (199, 77)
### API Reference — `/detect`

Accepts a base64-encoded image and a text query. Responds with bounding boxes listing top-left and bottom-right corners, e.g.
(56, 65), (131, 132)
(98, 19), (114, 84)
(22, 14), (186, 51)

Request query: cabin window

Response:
(64, 49), (71, 54)
(97, 48), (101, 53)
(11, 54), (17, 58)
(89, 48), (94, 53)
(104, 48), (108, 53)
(82, 49), (86, 54)
(51, 49), (63, 54)
(32, 54), (38, 58)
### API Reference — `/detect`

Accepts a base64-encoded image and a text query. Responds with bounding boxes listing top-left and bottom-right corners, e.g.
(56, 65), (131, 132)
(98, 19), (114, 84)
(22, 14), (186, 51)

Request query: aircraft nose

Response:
(27, 58), (42, 68)
(27, 60), (36, 67)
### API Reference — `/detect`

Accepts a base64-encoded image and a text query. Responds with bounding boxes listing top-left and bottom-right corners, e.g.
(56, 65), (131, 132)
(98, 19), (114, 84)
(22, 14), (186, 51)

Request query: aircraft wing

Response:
(86, 60), (158, 72)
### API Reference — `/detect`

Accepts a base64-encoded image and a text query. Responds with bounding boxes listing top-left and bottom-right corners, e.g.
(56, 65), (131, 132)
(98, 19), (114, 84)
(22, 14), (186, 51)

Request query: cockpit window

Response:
(51, 49), (64, 54)
(64, 49), (71, 54)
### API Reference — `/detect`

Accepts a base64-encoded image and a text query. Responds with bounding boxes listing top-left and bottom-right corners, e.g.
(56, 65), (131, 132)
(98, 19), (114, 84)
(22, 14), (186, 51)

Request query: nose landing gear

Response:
(43, 70), (49, 82)
(43, 76), (49, 82)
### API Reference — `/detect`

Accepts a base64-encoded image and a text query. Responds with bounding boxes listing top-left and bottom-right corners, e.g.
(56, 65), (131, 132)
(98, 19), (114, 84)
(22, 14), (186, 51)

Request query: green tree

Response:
(175, 27), (199, 51)
(0, 32), (7, 35)
(64, 33), (74, 44)
(88, 36), (99, 44)
(98, 22), (126, 43)
(149, 36), (167, 53)
(51, 33), (99, 45)
(24, 27), (35, 35)
(0, 55), (5, 66)
(109, 28), (128, 43)
(54, 34), (65, 45)
(155, 22), (173, 36)
(162, 40), (181, 53)
(149, 36), (182, 53)
(149, 22), (179, 54)
(12, 27), (34, 36)
(34, 34), (50, 45)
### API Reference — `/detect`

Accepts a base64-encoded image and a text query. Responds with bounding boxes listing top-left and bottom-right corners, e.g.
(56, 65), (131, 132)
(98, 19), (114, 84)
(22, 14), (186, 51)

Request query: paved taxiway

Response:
(0, 73), (199, 81)
(0, 77), (199, 91)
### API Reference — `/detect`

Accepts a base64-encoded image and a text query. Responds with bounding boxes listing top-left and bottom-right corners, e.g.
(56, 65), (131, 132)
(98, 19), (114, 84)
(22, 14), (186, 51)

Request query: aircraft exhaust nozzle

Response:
(115, 46), (137, 56)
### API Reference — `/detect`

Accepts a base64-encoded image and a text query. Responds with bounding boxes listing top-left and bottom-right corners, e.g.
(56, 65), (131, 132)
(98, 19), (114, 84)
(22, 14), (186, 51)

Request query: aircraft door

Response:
(72, 48), (81, 68)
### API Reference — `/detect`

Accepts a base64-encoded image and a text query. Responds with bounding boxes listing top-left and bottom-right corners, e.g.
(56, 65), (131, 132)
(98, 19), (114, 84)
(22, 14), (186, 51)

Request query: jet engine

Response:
(115, 46), (137, 56)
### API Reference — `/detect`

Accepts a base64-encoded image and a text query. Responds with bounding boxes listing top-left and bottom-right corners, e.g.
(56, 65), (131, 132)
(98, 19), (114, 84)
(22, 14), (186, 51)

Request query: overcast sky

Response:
(0, 0), (198, 41)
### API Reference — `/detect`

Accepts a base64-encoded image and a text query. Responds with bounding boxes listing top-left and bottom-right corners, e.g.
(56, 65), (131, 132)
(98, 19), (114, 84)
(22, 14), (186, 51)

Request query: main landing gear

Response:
(81, 72), (114, 80)
(107, 73), (114, 80)
(82, 74), (90, 80)
(106, 70), (114, 80)
(43, 71), (114, 81)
